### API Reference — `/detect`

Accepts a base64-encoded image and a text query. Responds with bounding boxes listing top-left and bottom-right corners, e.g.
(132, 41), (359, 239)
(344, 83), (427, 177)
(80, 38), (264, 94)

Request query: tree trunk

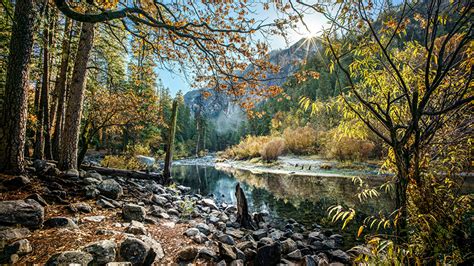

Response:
(77, 121), (91, 166)
(58, 22), (94, 170)
(0, 0), (36, 173)
(394, 148), (410, 241)
(164, 99), (178, 179)
(52, 18), (72, 160)
(34, 5), (52, 159)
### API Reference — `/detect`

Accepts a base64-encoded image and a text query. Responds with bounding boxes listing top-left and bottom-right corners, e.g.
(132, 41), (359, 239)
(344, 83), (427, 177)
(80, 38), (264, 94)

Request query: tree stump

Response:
(235, 183), (255, 229)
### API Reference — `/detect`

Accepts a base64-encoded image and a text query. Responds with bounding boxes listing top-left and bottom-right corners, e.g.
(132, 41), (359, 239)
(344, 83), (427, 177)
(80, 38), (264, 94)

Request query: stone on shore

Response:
(0, 199), (44, 228)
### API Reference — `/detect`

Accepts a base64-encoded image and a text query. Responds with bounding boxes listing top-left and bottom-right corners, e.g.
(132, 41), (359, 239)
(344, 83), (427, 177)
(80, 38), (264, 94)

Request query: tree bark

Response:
(34, 5), (52, 159)
(52, 17), (72, 160)
(0, 0), (37, 173)
(164, 99), (178, 179)
(394, 147), (410, 242)
(58, 22), (94, 170)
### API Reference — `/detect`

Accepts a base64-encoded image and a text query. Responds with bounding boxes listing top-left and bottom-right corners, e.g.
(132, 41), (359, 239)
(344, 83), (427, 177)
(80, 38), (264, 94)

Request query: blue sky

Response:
(157, 6), (328, 96)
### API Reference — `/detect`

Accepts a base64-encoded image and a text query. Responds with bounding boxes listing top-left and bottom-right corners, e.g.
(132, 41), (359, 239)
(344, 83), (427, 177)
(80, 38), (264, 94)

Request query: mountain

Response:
(183, 37), (322, 129)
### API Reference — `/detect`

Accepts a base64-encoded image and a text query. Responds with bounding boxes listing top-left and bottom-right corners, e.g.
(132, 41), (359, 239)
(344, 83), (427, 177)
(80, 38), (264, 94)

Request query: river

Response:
(171, 158), (396, 247)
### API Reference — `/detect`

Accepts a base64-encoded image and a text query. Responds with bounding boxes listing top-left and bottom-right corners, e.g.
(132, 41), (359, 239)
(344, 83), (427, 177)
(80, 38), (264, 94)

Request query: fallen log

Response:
(81, 165), (165, 182)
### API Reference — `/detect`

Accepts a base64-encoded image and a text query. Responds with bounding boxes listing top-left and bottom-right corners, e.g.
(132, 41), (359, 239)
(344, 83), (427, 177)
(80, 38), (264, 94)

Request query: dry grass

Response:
(283, 126), (321, 155)
(221, 135), (272, 160)
(260, 138), (286, 162)
(324, 135), (375, 161)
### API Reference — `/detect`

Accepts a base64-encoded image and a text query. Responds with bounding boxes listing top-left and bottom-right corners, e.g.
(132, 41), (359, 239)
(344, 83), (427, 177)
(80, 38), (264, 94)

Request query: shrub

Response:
(127, 144), (151, 156)
(260, 138), (285, 162)
(222, 135), (272, 160)
(324, 135), (375, 161)
(282, 126), (321, 154)
(101, 155), (146, 170)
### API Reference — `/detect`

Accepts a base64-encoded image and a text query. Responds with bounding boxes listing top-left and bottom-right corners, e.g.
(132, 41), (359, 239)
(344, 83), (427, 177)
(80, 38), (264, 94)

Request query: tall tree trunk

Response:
(34, 5), (52, 159)
(52, 17), (72, 160)
(164, 99), (178, 179)
(58, 22), (94, 170)
(0, 0), (36, 173)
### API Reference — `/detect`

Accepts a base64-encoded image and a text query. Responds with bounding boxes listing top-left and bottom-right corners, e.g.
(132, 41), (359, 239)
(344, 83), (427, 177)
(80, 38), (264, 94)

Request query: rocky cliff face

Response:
(183, 37), (321, 126)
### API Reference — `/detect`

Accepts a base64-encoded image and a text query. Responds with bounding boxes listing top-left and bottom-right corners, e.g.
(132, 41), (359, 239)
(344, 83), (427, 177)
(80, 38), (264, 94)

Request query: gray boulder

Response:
(218, 234), (235, 245)
(287, 249), (302, 260)
(97, 179), (123, 199)
(255, 242), (281, 266)
(122, 204), (146, 222)
(83, 240), (117, 265)
(197, 247), (217, 261)
(184, 228), (200, 237)
(126, 221), (147, 235)
(43, 217), (78, 229)
(0, 227), (30, 242)
(3, 176), (30, 189)
(3, 239), (32, 255)
(177, 246), (198, 261)
(69, 202), (92, 213)
(25, 193), (48, 207)
(46, 251), (93, 266)
(281, 238), (297, 255)
(119, 236), (163, 265)
(252, 229), (267, 240)
(0, 199), (44, 228)
(196, 223), (211, 235)
(328, 249), (350, 264)
(219, 243), (237, 262)
(119, 238), (150, 265)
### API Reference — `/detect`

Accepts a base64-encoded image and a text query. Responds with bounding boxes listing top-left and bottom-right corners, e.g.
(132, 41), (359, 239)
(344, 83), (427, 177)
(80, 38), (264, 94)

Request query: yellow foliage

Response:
(324, 127), (375, 161)
(101, 155), (145, 170)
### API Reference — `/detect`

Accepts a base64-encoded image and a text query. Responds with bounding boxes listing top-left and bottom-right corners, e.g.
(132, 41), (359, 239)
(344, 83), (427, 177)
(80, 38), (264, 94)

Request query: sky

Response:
(157, 5), (329, 96)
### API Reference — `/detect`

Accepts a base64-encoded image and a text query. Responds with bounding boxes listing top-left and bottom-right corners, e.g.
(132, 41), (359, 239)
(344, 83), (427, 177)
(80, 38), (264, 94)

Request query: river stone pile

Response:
(0, 159), (351, 265)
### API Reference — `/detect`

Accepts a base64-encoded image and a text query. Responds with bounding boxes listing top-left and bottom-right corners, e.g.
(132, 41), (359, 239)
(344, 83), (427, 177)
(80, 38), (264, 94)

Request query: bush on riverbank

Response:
(283, 126), (321, 155)
(260, 138), (286, 162)
(221, 126), (379, 162)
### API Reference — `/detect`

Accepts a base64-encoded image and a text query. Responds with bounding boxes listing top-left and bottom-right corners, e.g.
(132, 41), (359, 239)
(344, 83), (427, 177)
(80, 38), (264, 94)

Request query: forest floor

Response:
(0, 173), (194, 264)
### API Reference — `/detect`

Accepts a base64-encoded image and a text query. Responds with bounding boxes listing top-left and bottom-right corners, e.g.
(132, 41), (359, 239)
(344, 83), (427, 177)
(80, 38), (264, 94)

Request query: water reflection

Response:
(172, 165), (394, 229)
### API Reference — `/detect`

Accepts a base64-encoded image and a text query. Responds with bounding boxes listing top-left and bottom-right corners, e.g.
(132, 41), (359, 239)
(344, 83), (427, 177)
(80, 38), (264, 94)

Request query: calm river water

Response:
(171, 163), (395, 245)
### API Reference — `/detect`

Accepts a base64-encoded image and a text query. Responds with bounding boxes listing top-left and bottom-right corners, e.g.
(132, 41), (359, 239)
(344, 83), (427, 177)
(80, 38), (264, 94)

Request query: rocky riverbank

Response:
(0, 159), (351, 265)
